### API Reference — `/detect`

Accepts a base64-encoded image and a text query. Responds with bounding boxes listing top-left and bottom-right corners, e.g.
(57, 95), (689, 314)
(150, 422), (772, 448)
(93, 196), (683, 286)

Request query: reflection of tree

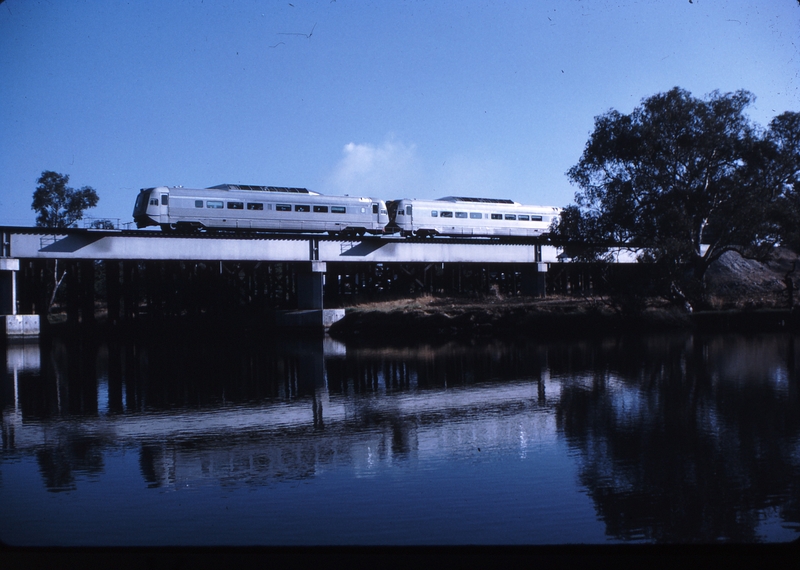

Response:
(556, 334), (800, 543)
(36, 435), (106, 492)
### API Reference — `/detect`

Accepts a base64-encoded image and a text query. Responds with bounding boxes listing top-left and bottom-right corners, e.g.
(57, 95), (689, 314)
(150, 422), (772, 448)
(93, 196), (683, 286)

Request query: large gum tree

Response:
(30, 170), (100, 312)
(31, 170), (99, 228)
(558, 87), (800, 309)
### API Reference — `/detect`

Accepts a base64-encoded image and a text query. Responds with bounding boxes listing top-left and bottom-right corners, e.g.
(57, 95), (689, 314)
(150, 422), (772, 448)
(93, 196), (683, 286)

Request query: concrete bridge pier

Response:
(297, 261), (325, 310)
(1, 258), (40, 338)
(521, 263), (549, 298)
(275, 261), (345, 331)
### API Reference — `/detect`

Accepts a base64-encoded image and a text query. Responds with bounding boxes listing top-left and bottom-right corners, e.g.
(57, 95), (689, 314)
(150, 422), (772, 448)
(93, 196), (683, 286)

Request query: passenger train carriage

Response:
(133, 184), (389, 235)
(386, 197), (560, 237)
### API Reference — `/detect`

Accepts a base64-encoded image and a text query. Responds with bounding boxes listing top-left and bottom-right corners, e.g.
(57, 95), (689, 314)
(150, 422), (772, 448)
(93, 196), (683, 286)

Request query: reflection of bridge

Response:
(2, 339), (556, 489)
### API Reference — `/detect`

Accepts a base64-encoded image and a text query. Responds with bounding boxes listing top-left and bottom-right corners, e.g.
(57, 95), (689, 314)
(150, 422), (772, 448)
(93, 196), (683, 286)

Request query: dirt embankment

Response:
(328, 249), (800, 342)
(705, 247), (798, 309)
(327, 296), (695, 342)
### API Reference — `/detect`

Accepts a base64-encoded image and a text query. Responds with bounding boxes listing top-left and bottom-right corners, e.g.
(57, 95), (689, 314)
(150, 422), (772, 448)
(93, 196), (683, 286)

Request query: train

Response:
(132, 184), (560, 238)
(385, 196), (560, 238)
(133, 184), (388, 236)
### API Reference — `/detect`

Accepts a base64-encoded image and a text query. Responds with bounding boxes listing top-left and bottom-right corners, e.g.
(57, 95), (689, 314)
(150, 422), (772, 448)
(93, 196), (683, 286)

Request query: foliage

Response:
(87, 219), (117, 230)
(554, 87), (800, 308)
(31, 171), (99, 228)
(766, 112), (800, 251)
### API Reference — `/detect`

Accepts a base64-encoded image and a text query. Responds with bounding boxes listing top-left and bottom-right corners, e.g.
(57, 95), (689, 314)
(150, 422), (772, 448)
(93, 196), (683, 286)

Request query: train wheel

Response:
(176, 222), (201, 233)
(160, 223), (177, 232)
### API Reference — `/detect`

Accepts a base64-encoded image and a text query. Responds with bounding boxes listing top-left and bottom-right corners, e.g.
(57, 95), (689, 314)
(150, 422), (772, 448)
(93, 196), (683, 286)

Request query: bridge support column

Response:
(65, 260), (96, 325)
(297, 261), (325, 310)
(1, 258), (40, 338)
(522, 262), (548, 298)
(276, 261), (344, 331)
(105, 260), (121, 326)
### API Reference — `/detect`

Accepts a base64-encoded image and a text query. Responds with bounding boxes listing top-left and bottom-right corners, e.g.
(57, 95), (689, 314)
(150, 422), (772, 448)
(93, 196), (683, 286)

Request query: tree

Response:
(765, 112), (800, 251)
(30, 170), (100, 314)
(555, 87), (800, 308)
(31, 170), (99, 228)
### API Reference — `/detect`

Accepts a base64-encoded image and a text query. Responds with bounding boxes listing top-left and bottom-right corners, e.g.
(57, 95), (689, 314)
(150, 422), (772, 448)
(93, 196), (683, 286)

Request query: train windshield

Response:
(134, 190), (149, 211)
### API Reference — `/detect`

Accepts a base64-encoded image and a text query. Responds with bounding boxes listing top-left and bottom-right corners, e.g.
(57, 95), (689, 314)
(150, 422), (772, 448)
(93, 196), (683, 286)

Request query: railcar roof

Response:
(207, 184), (319, 195)
(436, 196), (517, 204)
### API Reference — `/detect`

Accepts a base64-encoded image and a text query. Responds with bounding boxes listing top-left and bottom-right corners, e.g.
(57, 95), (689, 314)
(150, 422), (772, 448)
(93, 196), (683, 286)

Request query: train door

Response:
(155, 191), (170, 225)
(373, 201), (389, 226)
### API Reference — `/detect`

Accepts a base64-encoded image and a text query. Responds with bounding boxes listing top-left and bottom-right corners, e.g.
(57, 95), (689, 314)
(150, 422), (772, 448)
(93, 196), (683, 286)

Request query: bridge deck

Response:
(2, 227), (563, 264)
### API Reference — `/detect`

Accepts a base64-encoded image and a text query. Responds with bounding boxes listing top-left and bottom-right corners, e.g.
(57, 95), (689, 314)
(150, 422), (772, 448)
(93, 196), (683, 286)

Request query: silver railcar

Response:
(386, 196), (560, 237)
(133, 184), (389, 235)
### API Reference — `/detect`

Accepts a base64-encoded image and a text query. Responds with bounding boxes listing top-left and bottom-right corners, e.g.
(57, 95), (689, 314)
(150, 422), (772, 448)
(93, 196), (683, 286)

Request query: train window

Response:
(505, 214), (516, 220)
(227, 202), (244, 210)
(406, 206), (412, 216)
(372, 204), (378, 214)
(295, 205), (310, 212)
(518, 214), (530, 221)
(276, 204), (291, 212)
(161, 195), (169, 206)
(313, 205), (328, 213)
(491, 214), (502, 220)
(431, 211), (438, 217)
(247, 203), (264, 211)
(531, 215), (543, 221)
(195, 200), (203, 208)
(398, 210), (404, 216)
(150, 199), (158, 206)
(440, 211), (453, 218)
(455, 212), (468, 219)
(207, 201), (224, 209)
(470, 212), (482, 219)
(331, 206), (346, 214)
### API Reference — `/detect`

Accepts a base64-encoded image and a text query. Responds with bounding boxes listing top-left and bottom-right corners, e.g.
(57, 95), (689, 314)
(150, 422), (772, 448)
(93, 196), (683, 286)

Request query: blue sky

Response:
(1, 0), (798, 227)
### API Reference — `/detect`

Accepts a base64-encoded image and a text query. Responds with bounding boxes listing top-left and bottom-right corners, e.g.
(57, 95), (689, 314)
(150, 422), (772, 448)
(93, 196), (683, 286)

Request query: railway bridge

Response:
(1, 226), (611, 336)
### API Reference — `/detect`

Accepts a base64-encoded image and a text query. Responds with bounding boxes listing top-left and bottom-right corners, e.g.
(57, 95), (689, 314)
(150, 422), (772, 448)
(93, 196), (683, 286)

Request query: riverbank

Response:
(329, 248), (800, 342)
(32, 293), (799, 344)
(326, 294), (800, 343)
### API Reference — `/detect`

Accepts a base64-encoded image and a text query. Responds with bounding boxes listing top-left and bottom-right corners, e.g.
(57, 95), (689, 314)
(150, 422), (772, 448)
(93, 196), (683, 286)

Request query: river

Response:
(1, 328), (798, 545)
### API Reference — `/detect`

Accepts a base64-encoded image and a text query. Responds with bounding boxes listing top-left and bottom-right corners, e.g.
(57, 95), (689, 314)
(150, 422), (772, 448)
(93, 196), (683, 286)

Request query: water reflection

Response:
(554, 334), (800, 543)
(1, 331), (799, 544)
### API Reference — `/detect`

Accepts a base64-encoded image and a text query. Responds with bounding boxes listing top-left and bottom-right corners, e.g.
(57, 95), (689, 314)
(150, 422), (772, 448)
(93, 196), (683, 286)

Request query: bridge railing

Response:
(39, 235), (58, 249)
(82, 217), (121, 230)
